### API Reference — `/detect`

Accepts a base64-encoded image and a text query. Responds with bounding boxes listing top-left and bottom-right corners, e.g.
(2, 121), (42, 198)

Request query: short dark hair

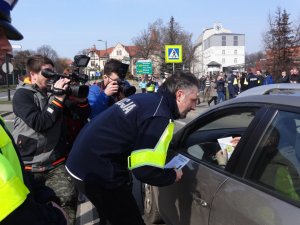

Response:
(104, 59), (123, 77)
(26, 55), (54, 73)
(161, 71), (199, 95)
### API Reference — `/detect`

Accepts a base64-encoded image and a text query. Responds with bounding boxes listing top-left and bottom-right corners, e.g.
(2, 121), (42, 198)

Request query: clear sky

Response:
(10, 0), (300, 59)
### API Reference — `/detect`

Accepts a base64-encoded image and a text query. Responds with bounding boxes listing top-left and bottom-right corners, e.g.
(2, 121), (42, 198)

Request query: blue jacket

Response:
(66, 88), (178, 189)
(263, 74), (274, 85)
(88, 83), (111, 119)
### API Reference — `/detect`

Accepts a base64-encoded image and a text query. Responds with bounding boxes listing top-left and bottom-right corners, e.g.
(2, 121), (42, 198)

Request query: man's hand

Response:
(216, 149), (228, 166)
(230, 136), (241, 148)
(174, 169), (183, 182)
(54, 78), (70, 102)
(104, 81), (119, 96)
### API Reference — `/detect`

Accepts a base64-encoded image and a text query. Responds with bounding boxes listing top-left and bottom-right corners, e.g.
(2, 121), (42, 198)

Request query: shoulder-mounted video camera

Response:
(42, 55), (90, 98)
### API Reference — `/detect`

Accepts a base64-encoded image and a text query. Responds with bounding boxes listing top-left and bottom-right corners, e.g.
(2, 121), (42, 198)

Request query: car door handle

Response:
(192, 194), (208, 208)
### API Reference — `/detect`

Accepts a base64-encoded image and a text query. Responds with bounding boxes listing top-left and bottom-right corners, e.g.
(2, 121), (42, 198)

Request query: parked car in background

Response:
(141, 85), (300, 225)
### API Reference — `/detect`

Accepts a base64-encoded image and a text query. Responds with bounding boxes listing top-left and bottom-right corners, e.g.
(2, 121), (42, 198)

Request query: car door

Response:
(156, 103), (267, 225)
(209, 106), (300, 225)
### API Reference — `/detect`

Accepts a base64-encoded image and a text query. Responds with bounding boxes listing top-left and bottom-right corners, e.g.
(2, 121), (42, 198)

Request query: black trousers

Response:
(72, 177), (145, 225)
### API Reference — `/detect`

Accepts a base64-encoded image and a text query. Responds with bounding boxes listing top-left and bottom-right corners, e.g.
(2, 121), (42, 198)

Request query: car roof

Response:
(238, 84), (300, 97)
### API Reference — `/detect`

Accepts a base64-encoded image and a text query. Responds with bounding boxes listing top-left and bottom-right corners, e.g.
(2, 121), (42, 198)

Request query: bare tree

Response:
(12, 50), (34, 73)
(36, 45), (58, 62)
(132, 19), (163, 60)
(133, 17), (194, 75)
(245, 51), (265, 68)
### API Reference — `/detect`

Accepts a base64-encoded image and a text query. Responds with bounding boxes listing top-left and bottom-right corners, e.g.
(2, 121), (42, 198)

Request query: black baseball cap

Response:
(0, 0), (23, 40)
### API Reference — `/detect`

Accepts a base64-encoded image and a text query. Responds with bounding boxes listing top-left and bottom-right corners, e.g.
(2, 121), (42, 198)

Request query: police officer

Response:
(146, 75), (155, 93)
(0, 1), (67, 224)
(66, 72), (199, 225)
(227, 71), (239, 99)
(246, 69), (259, 89)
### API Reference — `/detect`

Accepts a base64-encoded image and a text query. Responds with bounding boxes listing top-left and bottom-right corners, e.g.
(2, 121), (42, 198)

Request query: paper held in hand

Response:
(217, 136), (234, 159)
(165, 154), (190, 169)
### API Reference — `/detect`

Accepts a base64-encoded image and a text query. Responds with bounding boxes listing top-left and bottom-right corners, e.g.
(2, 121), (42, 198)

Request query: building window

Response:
(234, 50), (237, 55)
(222, 36), (226, 46)
(234, 58), (237, 64)
(117, 50), (122, 56)
(234, 36), (238, 46)
(91, 61), (95, 66)
(222, 50), (225, 55)
(222, 58), (225, 63)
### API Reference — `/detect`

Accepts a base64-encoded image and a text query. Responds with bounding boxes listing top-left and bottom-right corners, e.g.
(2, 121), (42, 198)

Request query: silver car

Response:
(142, 85), (300, 225)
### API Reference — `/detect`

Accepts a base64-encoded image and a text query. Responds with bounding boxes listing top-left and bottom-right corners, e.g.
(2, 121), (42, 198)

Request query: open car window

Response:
(184, 108), (258, 167)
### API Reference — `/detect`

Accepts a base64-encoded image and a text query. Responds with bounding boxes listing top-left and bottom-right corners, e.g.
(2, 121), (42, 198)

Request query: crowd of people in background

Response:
(198, 66), (300, 106)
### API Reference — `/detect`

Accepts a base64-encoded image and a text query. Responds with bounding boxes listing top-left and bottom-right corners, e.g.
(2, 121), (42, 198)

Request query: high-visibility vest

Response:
(0, 117), (30, 221)
(128, 120), (174, 169)
(233, 78), (238, 85)
(275, 166), (300, 201)
(146, 83), (155, 92)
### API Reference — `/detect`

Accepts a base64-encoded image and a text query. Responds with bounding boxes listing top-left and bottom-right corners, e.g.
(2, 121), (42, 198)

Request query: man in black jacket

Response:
(0, 0), (67, 224)
(66, 72), (199, 225)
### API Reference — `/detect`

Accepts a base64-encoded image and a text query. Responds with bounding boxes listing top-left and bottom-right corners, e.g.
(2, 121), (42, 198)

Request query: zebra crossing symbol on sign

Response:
(165, 45), (182, 63)
(168, 48), (179, 59)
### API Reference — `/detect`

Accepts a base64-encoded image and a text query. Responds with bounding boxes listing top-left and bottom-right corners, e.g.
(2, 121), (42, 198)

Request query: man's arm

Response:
(88, 85), (110, 119)
(132, 117), (177, 186)
(12, 88), (63, 132)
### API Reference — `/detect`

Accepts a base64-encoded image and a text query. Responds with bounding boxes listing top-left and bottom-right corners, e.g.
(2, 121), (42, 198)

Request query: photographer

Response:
(88, 59), (136, 119)
(12, 55), (77, 224)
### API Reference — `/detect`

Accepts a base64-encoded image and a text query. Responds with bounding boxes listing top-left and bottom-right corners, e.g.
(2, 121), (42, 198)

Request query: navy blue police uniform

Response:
(66, 88), (178, 225)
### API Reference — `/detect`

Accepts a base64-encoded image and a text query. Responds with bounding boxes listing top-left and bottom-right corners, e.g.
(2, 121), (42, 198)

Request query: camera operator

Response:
(62, 68), (91, 147)
(12, 55), (77, 224)
(88, 59), (135, 119)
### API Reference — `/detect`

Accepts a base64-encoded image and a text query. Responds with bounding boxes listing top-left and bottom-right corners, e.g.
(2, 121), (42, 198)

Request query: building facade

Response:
(192, 23), (245, 77)
(85, 43), (142, 78)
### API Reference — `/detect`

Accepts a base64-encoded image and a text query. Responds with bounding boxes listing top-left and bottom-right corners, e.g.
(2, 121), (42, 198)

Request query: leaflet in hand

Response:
(165, 154), (190, 169)
(217, 136), (234, 159)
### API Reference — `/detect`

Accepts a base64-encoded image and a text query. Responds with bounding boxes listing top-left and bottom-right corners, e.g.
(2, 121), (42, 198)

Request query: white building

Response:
(192, 23), (245, 77)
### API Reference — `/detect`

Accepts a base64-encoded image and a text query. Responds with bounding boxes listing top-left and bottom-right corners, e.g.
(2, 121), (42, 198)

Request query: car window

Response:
(198, 111), (255, 131)
(249, 111), (300, 203)
(185, 108), (258, 167)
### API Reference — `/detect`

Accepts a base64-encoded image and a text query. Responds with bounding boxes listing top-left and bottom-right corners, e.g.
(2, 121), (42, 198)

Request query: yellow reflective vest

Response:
(128, 120), (174, 169)
(146, 83), (155, 92)
(0, 117), (30, 221)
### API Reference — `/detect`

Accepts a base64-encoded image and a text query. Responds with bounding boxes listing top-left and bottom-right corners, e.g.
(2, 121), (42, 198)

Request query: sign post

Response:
(136, 60), (152, 75)
(1, 54), (14, 101)
(165, 45), (183, 74)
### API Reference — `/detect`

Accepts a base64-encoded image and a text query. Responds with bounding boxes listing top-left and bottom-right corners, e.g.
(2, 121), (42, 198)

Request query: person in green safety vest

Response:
(146, 75), (156, 93)
(0, 1), (68, 224)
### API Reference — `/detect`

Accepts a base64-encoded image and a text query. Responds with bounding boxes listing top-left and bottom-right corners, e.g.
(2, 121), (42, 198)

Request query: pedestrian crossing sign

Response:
(165, 45), (182, 63)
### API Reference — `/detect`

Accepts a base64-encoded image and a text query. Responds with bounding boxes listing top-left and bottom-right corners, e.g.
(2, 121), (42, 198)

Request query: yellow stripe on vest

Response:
(128, 121), (174, 170)
(0, 176), (29, 221)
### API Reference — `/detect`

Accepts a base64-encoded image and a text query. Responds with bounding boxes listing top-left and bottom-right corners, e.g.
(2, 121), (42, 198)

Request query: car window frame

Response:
(172, 102), (269, 177)
(243, 105), (300, 208)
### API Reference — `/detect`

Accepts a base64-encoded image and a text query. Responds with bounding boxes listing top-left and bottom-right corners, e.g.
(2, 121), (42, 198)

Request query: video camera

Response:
(42, 55), (90, 98)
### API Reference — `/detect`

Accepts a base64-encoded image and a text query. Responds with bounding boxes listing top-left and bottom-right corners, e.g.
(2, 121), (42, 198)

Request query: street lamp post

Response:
(98, 39), (107, 57)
